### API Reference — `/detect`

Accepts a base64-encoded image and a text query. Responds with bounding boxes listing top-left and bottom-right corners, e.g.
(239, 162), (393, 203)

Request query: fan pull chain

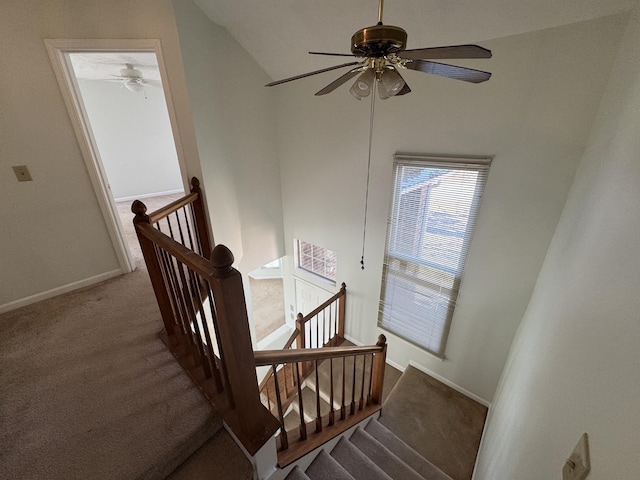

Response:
(361, 81), (377, 270)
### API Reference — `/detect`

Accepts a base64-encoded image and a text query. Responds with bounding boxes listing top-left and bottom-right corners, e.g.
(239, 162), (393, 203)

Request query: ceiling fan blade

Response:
(404, 60), (491, 83)
(315, 68), (363, 96)
(265, 62), (360, 87)
(309, 51), (357, 57)
(144, 79), (163, 88)
(399, 44), (492, 60)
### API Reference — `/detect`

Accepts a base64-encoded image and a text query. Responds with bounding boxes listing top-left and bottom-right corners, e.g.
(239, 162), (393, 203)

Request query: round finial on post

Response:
(191, 177), (200, 191)
(210, 244), (234, 274)
(131, 200), (148, 219)
(376, 334), (387, 347)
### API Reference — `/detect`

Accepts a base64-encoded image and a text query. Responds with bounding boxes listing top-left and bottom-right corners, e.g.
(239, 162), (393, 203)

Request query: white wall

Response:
(76, 80), (183, 200)
(475, 6), (640, 479)
(275, 15), (626, 402)
(172, 0), (285, 274)
(0, 0), (202, 310)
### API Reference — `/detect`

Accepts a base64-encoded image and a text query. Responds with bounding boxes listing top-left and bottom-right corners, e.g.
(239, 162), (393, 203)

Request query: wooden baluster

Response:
(132, 201), (177, 339)
(338, 283), (346, 341)
(350, 355), (357, 415)
(177, 260), (210, 377)
(207, 245), (267, 443)
(328, 303), (333, 346)
(315, 360), (322, 433)
(340, 357), (346, 420)
(204, 282), (226, 393)
(272, 365), (288, 451)
(189, 269), (218, 380)
(371, 334), (387, 405)
(359, 355), (366, 411)
(295, 362), (307, 441)
(367, 353), (374, 406)
(190, 177), (212, 260)
(328, 358), (335, 426)
(322, 309), (326, 346)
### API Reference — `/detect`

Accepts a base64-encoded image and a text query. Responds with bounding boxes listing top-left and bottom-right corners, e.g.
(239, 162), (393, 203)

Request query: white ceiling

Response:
(194, 0), (637, 82)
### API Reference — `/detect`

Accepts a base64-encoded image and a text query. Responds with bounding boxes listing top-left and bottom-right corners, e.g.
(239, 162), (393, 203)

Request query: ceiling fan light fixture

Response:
(124, 81), (145, 93)
(349, 68), (375, 100)
(378, 68), (405, 99)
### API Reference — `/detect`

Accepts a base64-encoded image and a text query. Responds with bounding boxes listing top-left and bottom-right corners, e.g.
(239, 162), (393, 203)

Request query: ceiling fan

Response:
(266, 0), (492, 99)
(108, 64), (161, 97)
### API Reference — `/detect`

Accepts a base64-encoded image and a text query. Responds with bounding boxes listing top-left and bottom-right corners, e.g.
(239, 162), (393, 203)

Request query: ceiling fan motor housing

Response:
(351, 24), (407, 57)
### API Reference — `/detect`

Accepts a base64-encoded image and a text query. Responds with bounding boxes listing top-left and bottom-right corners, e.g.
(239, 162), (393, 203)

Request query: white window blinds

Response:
(378, 154), (490, 357)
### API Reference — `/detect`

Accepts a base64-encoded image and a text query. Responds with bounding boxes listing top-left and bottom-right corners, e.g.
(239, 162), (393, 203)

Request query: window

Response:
(378, 154), (490, 357)
(295, 240), (337, 283)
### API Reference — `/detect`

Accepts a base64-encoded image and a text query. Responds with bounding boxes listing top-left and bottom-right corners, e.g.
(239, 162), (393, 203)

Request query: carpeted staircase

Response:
(285, 418), (452, 480)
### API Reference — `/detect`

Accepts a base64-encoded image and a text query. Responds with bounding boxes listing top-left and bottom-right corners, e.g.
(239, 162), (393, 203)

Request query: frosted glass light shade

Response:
(378, 68), (405, 99)
(350, 68), (375, 100)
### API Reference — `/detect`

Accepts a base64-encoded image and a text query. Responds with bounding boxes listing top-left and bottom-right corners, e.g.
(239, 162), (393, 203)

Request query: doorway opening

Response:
(46, 40), (188, 273)
(249, 258), (287, 345)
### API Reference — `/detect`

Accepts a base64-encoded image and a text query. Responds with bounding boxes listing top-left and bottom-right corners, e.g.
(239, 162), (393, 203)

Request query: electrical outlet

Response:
(562, 433), (590, 480)
(12, 165), (32, 182)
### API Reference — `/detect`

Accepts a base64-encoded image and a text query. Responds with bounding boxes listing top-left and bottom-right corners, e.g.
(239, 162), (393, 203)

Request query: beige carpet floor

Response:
(379, 365), (487, 480)
(249, 277), (286, 343)
(0, 194), (249, 479)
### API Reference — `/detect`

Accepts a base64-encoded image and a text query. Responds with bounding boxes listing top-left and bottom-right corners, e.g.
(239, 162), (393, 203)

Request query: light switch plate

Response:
(12, 165), (32, 182)
(562, 433), (590, 480)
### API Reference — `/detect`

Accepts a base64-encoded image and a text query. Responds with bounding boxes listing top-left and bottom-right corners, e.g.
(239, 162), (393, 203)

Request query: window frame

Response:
(294, 239), (338, 285)
(378, 154), (491, 358)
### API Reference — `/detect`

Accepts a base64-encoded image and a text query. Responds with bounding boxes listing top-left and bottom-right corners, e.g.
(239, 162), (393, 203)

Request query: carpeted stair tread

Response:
(306, 449), (356, 480)
(165, 429), (253, 480)
(285, 465), (312, 480)
(349, 426), (426, 480)
(330, 436), (393, 480)
(365, 418), (452, 479)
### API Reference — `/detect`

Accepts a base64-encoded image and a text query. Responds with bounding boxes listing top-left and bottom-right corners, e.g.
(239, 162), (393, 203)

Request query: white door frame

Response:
(45, 38), (189, 273)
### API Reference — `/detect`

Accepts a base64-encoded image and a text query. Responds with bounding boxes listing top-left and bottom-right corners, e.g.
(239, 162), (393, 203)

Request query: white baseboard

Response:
(0, 269), (123, 314)
(114, 189), (184, 203)
(409, 360), (491, 408)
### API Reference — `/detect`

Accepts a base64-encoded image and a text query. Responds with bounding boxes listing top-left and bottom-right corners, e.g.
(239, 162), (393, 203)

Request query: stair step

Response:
(284, 466), (312, 480)
(349, 426), (424, 480)
(286, 385), (333, 429)
(364, 418), (452, 480)
(330, 436), (392, 480)
(306, 353), (370, 412)
(305, 449), (355, 480)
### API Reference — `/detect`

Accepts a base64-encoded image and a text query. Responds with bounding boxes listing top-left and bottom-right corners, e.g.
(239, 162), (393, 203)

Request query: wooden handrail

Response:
(254, 344), (384, 366)
(135, 222), (213, 277)
(148, 192), (198, 223)
(282, 328), (301, 350)
(297, 282), (346, 327)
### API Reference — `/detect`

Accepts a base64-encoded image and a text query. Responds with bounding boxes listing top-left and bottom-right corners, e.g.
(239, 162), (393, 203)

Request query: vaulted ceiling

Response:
(194, 0), (637, 82)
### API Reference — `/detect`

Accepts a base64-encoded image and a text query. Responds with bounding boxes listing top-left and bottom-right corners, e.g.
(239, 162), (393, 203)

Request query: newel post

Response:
(208, 244), (268, 447)
(338, 282), (346, 341)
(132, 200), (176, 338)
(371, 334), (387, 405)
(190, 177), (212, 260)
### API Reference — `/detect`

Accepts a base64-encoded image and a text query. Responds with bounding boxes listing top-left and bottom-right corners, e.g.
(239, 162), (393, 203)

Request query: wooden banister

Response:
(133, 186), (385, 465)
(133, 188), (278, 455)
(254, 344), (385, 366)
